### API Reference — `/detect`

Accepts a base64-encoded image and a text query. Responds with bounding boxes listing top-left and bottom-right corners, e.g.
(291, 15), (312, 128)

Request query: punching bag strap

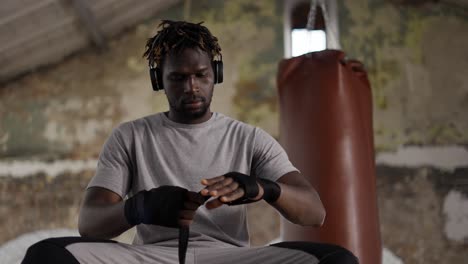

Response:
(306, 0), (341, 50)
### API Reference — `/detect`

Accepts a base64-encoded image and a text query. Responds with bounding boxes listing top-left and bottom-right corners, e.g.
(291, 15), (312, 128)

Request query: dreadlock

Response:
(143, 20), (222, 67)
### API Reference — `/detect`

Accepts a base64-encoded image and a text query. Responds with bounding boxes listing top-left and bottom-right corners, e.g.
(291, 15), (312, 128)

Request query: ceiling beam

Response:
(0, 0), (56, 26)
(70, 0), (107, 50)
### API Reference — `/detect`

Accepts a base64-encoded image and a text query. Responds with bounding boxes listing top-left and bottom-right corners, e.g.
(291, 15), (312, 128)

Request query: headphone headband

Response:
(148, 56), (223, 92)
(147, 31), (223, 91)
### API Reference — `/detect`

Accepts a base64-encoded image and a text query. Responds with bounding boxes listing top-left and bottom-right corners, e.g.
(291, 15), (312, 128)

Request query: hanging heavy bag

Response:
(277, 1), (382, 264)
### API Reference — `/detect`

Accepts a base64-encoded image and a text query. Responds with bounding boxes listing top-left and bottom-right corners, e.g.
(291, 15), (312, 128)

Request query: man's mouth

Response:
(183, 99), (203, 108)
(183, 97), (204, 104)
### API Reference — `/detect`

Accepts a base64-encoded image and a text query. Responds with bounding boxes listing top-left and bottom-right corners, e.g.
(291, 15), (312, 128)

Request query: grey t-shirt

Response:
(87, 112), (299, 247)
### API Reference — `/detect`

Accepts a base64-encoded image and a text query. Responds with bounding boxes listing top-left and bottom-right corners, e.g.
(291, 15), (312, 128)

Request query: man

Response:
(22, 20), (358, 264)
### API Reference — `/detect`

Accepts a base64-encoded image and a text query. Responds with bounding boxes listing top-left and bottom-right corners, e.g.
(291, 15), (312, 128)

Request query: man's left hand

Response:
(200, 173), (264, 209)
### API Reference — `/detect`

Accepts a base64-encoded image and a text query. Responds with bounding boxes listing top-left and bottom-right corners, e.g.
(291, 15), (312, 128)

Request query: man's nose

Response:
(184, 75), (199, 93)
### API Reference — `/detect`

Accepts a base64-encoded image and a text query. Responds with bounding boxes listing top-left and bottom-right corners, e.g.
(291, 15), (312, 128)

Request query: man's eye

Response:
(170, 74), (185, 81)
(196, 72), (207, 78)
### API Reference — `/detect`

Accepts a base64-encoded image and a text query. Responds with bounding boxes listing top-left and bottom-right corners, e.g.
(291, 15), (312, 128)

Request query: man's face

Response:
(162, 47), (215, 124)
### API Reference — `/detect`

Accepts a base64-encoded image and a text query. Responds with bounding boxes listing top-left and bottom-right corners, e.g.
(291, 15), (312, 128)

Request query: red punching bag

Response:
(278, 1), (381, 264)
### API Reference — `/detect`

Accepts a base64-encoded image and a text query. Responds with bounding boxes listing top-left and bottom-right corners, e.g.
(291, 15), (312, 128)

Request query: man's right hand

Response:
(124, 186), (206, 228)
(178, 191), (208, 227)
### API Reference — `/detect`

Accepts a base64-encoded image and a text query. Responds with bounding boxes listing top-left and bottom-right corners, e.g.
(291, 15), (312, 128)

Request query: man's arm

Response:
(201, 171), (325, 227)
(79, 186), (206, 239)
(78, 187), (131, 239)
(272, 171), (325, 226)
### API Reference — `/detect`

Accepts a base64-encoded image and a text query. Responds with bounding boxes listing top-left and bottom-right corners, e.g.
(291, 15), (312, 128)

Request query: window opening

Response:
(291, 1), (326, 56)
(284, 0), (339, 58)
(291, 29), (326, 56)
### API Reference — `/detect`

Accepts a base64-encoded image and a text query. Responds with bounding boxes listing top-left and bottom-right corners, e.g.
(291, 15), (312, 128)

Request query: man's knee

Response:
(270, 241), (359, 264)
(21, 237), (80, 264)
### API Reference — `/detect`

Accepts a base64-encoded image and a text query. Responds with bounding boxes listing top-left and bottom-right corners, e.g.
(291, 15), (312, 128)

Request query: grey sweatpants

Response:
(66, 241), (319, 264)
(22, 237), (361, 264)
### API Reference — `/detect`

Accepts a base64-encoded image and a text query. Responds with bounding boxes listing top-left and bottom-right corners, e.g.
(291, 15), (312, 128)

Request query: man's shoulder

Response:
(213, 113), (260, 140)
(217, 114), (277, 143)
(113, 113), (163, 134)
(133, 113), (163, 126)
(215, 112), (253, 128)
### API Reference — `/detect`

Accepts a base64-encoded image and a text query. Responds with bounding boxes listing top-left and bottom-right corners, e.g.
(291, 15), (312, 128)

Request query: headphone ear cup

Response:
(155, 67), (163, 90)
(150, 67), (164, 91)
(212, 60), (223, 84)
(150, 68), (161, 91)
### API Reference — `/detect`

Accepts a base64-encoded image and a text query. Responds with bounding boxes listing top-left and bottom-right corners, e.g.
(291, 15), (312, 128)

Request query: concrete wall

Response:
(0, 0), (467, 263)
(338, 1), (468, 263)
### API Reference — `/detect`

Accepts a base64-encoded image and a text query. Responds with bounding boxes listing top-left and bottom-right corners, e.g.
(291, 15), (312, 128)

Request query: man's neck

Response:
(165, 111), (213, 124)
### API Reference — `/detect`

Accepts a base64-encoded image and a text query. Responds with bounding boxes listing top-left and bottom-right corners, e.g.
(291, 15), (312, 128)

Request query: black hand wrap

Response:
(224, 172), (281, 205)
(258, 178), (281, 203)
(124, 185), (187, 227)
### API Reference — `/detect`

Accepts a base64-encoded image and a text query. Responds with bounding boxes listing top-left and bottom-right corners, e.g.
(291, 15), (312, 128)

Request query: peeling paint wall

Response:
(339, 0), (468, 150)
(1, 0), (468, 263)
(443, 190), (468, 242)
(339, 0), (468, 262)
(376, 166), (468, 263)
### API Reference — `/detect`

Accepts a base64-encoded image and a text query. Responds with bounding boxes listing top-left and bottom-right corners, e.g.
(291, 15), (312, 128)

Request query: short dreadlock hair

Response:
(143, 20), (222, 68)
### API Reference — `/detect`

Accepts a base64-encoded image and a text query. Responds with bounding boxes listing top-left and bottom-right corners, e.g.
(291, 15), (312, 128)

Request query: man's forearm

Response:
(200, 171), (325, 225)
(78, 201), (132, 239)
(271, 172), (326, 226)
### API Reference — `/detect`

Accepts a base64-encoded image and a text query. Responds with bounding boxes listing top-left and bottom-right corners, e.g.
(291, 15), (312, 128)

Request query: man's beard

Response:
(171, 96), (211, 119)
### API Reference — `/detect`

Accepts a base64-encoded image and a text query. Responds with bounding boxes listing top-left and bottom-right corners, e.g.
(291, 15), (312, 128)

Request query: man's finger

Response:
(179, 210), (196, 220)
(200, 177), (234, 196)
(209, 181), (239, 198)
(200, 175), (225, 186)
(183, 200), (202, 210)
(219, 188), (245, 203)
(186, 191), (207, 205)
(205, 198), (224, 210)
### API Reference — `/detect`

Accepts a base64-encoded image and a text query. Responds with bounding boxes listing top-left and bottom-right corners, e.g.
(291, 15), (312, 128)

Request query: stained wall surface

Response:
(338, 1), (468, 263)
(1, 1), (467, 263)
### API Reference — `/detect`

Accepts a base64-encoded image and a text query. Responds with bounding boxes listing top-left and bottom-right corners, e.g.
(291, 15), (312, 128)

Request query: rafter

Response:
(70, 0), (107, 50)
